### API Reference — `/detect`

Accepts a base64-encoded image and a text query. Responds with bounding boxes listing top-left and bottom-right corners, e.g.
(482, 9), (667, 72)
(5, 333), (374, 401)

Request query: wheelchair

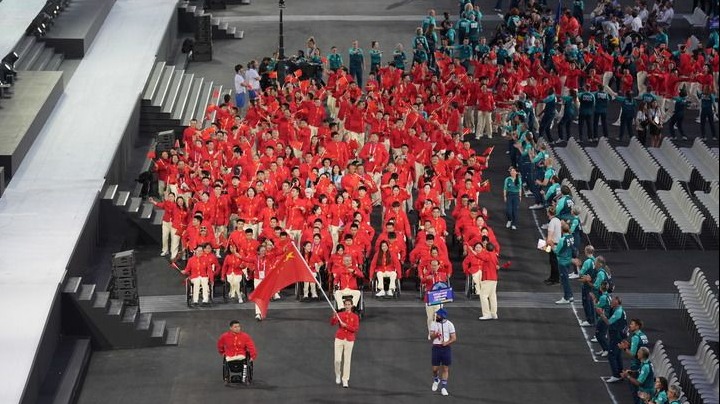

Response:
(185, 278), (215, 307)
(465, 275), (480, 299)
(330, 276), (365, 319)
(371, 276), (401, 299)
(223, 356), (253, 386)
(295, 266), (327, 301)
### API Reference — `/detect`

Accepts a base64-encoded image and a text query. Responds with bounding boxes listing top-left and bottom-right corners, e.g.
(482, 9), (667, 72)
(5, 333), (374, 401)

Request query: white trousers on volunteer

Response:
(476, 111), (493, 138)
(334, 338), (354, 383)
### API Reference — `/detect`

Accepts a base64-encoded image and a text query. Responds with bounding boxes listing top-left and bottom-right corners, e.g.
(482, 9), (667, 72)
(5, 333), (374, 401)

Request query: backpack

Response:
(600, 267), (615, 293)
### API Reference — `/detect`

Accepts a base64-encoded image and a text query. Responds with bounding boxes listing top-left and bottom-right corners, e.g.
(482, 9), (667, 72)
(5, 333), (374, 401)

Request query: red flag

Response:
(268, 71), (278, 79)
(249, 243), (316, 318)
(174, 139), (180, 149)
(481, 146), (494, 157)
(501, 261), (512, 269)
(293, 69), (303, 78)
(299, 80), (310, 92)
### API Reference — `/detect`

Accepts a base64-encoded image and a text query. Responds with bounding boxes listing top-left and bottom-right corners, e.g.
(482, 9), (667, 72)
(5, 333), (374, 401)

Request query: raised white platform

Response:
(0, 0), (177, 402)
(0, 0), (47, 58)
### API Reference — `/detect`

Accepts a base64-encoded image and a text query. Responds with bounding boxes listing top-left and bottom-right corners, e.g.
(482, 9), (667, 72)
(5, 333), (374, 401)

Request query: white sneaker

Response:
(590, 337), (598, 343)
(511, 225), (517, 230)
(342, 381), (349, 388)
(492, 314), (498, 319)
(160, 251), (168, 257)
(255, 314), (262, 321)
(594, 349), (606, 355)
(529, 204), (544, 210)
(605, 376), (622, 383)
(441, 387), (449, 396)
(375, 290), (386, 297)
(541, 223), (549, 229)
(238, 295), (244, 304)
(579, 321), (592, 327)
(601, 351), (609, 357)
(506, 220), (511, 228)
(524, 190), (533, 197)
(555, 298), (571, 304)
(431, 380), (439, 391)
(568, 273), (580, 279)
(336, 376), (341, 385)
(479, 316), (493, 320)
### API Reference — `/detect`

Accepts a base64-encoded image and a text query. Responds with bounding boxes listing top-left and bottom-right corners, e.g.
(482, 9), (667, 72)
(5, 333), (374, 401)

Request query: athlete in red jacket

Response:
(330, 298), (360, 388)
(217, 320), (257, 364)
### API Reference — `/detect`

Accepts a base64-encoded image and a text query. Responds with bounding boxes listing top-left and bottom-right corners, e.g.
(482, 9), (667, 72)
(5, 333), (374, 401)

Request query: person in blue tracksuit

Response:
(614, 92), (637, 141)
(538, 89), (558, 142)
(578, 84), (595, 142)
(593, 87), (611, 140)
(667, 91), (687, 140)
(504, 166), (522, 230)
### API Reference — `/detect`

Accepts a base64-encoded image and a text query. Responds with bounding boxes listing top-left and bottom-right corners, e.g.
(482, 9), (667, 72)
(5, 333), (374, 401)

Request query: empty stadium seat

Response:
(552, 138), (597, 188)
(615, 179), (667, 249)
(585, 138), (629, 186)
(680, 139), (719, 185)
(616, 137), (662, 188)
(657, 181), (706, 249)
(579, 179), (630, 249)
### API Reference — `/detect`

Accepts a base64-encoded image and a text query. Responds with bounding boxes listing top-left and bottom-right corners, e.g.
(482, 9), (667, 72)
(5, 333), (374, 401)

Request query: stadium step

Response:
(114, 190), (130, 207)
(14, 35), (37, 62)
(194, 80), (214, 122)
(63, 276), (180, 349)
(127, 197), (142, 214)
(150, 65), (176, 107)
(142, 61), (167, 103)
(46, 52), (65, 71)
(178, 2), (243, 40)
(16, 42), (45, 70)
(31, 47), (55, 71)
(170, 73), (195, 121)
(160, 69), (185, 114)
(182, 77), (204, 125)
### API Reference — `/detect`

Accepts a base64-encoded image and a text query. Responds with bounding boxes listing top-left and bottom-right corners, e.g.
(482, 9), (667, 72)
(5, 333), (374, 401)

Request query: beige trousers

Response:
(191, 276), (210, 303)
(376, 271), (397, 291)
(161, 220), (173, 254)
(334, 338), (354, 383)
(334, 288), (361, 309)
(471, 271), (482, 297)
(479, 280), (498, 317)
(476, 111), (493, 138)
(226, 273), (243, 299)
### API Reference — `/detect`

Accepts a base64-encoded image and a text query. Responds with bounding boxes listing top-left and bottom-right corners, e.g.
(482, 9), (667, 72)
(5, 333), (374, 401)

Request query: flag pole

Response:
(291, 242), (342, 320)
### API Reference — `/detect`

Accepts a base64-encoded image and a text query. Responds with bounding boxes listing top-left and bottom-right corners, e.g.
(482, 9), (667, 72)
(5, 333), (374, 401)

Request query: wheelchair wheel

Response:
(186, 280), (193, 308)
(245, 360), (253, 384)
(357, 293), (365, 319)
(394, 279), (401, 299)
(465, 276), (472, 298)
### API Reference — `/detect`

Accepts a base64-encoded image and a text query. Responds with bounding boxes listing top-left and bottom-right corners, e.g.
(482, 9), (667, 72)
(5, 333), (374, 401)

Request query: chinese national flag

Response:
(249, 243), (316, 317)
(478, 179), (491, 193)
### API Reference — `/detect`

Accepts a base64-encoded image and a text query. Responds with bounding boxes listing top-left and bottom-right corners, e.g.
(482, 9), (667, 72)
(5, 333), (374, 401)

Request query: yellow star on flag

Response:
(284, 252), (294, 262)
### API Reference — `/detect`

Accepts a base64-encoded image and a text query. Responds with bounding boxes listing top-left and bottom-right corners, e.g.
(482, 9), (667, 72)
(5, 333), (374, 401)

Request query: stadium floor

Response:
(77, 1), (717, 403)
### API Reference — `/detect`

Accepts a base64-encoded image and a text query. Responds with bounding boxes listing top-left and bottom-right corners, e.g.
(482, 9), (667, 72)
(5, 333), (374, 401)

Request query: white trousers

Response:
(303, 272), (319, 298)
(161, 220), (173, 254)
(476, 111), (493, 138)
(471, 271), (482, 297)
(226, 273), (243, 299)
(334, 338), (354, 383)
(376, 271), (397, 291)
(191, 276), (210, 303)
(334, 288), (361, 309)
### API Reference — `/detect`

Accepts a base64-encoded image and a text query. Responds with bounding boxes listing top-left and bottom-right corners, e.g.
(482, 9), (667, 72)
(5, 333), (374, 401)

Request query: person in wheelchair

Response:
(462, 242), (484, 299)
(222, 244), (253, 303)
(332, 255), (363, 309)
(218, 320), (257, 384)
(422, 259), (450, 333)
(369, 241), (401, 297)
(182, 245), (211, 306)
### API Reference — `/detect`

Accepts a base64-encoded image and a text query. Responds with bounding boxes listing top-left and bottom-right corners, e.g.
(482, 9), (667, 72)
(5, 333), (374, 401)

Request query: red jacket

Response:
(217, 331), (257, 359)
(330, 310), (360, 341)
(183, 254), (209, 279)
(332, 264), (364, 290)
(463, 252), (483, 275)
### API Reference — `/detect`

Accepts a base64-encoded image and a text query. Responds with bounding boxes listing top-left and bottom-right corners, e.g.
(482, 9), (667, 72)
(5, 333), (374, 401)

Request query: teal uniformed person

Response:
(600, 295), (626, 382)
(593, 87), (611, 140)
(503, 166), (522, 230)
(454, 15), (470, 43)
(578, 246), (596, 326)
(578, 85), (595, 142)
(666, 384), (682, 404)
(622, 318), (648, 371)
(698, 87), (718, 140)
(594, 280), (612, 355)
(614, 91), (637, 141)
(622, 347), (655, 401)
(641, 376), (669, 404)
(445, 26), (457, 46)
(392, 44), (407, 71)
(454, 38), (472, 71)
(667, 89), (687, 140)
(348, 40), (365, 87)
(328, 46), (343, 71)
(554, 222), (575, 304)
(558, 89), (578, 141)
(413, 27), (430, 65)
(538, 90), (558, 142)
(369, 41), (382, 75)
(555, 185), (574, 221)
(475, 37), (489, 58)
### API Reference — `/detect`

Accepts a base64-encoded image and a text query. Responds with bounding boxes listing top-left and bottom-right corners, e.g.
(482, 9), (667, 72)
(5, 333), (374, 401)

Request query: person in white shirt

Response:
(656, 4), (673, 28)
(234, 64), (248, 109)
(544, 206), (562, 286)
(244, 60), (261, 101)
(428, 309), (456, 397)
